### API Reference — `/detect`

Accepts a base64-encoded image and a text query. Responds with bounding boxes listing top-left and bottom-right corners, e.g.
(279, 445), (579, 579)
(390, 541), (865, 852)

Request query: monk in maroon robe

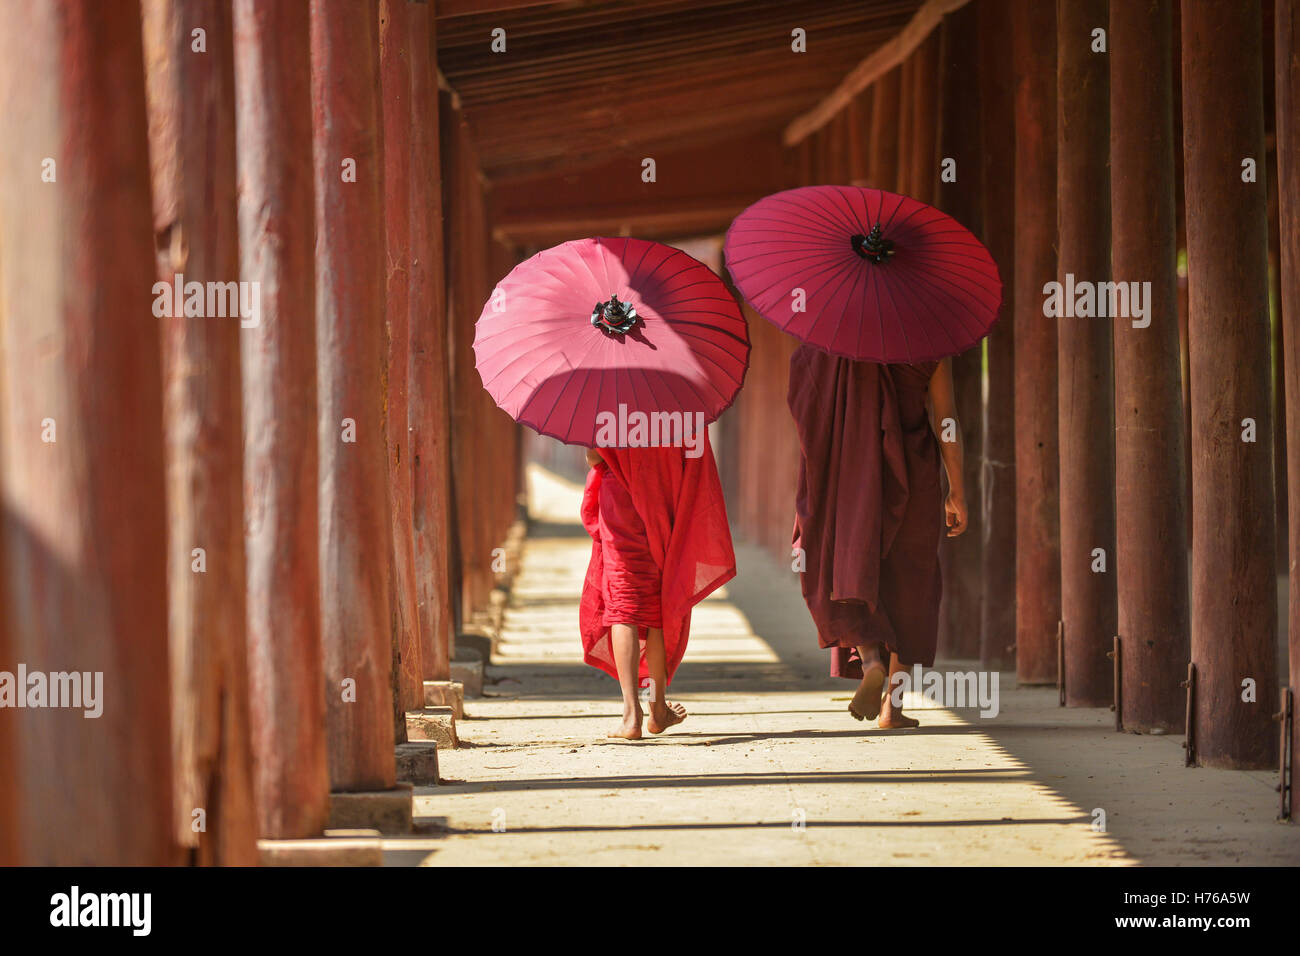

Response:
(580, 437), (735, 739)
(788, 344), (968, 727)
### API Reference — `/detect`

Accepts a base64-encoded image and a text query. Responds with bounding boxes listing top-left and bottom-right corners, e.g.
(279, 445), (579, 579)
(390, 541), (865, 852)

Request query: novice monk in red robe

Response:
(788, 345), (968, 728)
(579, 438), (735, 739)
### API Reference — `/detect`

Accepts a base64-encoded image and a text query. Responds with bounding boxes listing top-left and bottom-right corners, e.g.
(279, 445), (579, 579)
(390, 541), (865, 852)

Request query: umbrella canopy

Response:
(723, 185), (1002, 363)
(474, 237), (749, 447)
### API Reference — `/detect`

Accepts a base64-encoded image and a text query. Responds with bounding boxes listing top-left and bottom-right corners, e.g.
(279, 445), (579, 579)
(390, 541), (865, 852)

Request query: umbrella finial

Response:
(591, 294), (639, 335)
(850, 223), (895, 264)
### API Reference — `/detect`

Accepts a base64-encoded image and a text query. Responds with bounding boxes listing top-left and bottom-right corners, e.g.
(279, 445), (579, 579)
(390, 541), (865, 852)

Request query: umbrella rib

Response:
(893, 260), (988, 348)
(765, 189), (861, 238)
(879, 264), (949, 359)
(893, 255), (1000, 314)
(810, 254), (868, 352)
(807, 186), (871, 239)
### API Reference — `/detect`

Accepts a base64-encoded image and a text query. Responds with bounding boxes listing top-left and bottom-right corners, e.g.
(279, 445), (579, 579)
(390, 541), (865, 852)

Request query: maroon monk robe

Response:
(788, 344), (943, 679)
(579, 438), (735, 688)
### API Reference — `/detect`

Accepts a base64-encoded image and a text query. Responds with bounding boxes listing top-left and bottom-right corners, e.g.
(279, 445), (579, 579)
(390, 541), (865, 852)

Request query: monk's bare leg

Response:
(607, 623), (643, 739)
(849, 641), (887, 721)
(879, 652), (920, 728)
(643, 626), (686, 733)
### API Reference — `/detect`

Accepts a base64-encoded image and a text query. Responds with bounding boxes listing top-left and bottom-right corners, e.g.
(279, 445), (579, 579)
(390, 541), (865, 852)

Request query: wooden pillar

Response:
(142, 0), (258, 864)
(1056, 0), (1115, 707)
(936, 4), (984, 661)
(0, 0), (176, 864)
(379, 0), (423, 722)
(1269, 147), (1287, 572)
(409, 0), (455, 682)
(868, 68), (902, 191)
(979, 0), (1017, 669)
(829, 110), (851, 183)
(1277, 0), (1300, 784)
(848, 87), (873, 186)
(311, 0), (398, 790)
(232, 0), (331, 838)
(438, 91), (465, 636)
(1012, 0), (1060, 684)
(1181, 0), (1277, 768)
(897, 55), (915, 195)
(910, 32), (940, 204)
(0, 473), (11, 862)
(1110, 0), (1189, 732)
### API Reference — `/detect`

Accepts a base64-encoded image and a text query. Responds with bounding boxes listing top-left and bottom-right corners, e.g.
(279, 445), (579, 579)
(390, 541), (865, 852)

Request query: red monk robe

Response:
(579, 437), (735, 686)
(788, 344), (943, 679)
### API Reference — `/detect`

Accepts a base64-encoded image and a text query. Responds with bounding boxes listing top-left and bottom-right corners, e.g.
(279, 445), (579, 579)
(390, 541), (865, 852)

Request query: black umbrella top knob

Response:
(591, 294), (639, 335)
(850, 223), (895, 264)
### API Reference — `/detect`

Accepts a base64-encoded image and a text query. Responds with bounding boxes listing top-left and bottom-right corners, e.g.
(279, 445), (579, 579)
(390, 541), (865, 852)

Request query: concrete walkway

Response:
(391, 465), (1299, 866)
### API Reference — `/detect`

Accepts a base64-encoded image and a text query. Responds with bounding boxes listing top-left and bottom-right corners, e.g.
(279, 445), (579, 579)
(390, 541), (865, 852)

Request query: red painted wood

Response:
(1278, 0), (1300, 793)
(233, 0), (332, 837)
(380, 0), (424, 719)
(1011, 0), (1060, 685)
(935, 4), (983, 661)
(1110, 0), (1190, 732)
(1181, 0), (1278, 768)
(977, 0), (1016, 670)
(409, 0), (456, 682)
(868, 68), (902, 191)
(1056, 0), (1116, 708)
(0, 0), (177, 864)
(142, 0), (259, 863)
(311, 0), (398, 791)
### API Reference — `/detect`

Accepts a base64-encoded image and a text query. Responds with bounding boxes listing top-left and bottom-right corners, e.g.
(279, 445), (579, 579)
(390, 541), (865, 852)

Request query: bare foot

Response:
(848, 662), (887, 722)
(878, 709), (920, 729)
(607, 707), (643, 740)
(647, 701), (687, 734)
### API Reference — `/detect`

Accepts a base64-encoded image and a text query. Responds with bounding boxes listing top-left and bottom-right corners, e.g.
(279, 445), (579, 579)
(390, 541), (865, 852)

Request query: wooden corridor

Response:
(0, 0), (1298, 867)
(392, 465), (1297, 866)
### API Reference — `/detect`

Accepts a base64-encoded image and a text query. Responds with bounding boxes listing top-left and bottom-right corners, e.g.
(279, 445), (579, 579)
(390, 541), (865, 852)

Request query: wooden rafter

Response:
(782, 0), (971, 146)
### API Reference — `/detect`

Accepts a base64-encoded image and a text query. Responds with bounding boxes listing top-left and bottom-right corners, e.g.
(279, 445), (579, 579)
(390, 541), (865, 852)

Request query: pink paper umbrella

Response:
(473, 237), (749, 447)
(723, 185), (1002, 363)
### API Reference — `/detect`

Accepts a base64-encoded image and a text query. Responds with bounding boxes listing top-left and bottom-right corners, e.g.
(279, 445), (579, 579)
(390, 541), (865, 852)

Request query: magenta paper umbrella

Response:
(723, 185), (1002, 363)
(473, 237), (749, 447)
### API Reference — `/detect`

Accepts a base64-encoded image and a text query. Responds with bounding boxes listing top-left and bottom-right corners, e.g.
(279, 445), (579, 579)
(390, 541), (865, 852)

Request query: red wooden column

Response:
(0, 0), (176, 864)
(1279, 0), (1300, 792)
(897, 56), (916, 195)
(910, 32), (940, 204)
(847, 87), (873, 186)
(311, 0), (399, 790)
(978, 0), (1017, 669)
(141, 0), (258, 864)
(438, 93), (466, 631)
(379, 0), (424, 717)
(868, 68), (902, 191)
(1110, 0), (1189, 732)
(1181, 0), (1278, 768)
(441, 98), (475, 623)
(409, 0), (456, 682)
(1011, 0), (1060, 684)
(232, 0), (331, 838)
(936, 4), (984, 661)
(0, 471), (10, 862)
(1056, 0), (1116, 707)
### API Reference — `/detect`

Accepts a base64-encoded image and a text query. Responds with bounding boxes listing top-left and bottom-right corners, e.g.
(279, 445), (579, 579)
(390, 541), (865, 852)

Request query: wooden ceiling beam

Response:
(435, 0), (580, 19)
(783, 0), (970, 145)
(439, 3), (908, 85)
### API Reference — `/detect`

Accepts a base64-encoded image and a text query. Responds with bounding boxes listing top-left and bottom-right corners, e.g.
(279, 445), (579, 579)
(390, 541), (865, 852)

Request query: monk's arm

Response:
(927, 359), (968, 536)
(585, 447), (604, 468)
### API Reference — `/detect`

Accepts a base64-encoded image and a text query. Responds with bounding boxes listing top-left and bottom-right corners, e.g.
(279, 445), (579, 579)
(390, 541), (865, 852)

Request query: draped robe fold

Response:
(579, 437), (735, 687)
(788, 345), (943, 679)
